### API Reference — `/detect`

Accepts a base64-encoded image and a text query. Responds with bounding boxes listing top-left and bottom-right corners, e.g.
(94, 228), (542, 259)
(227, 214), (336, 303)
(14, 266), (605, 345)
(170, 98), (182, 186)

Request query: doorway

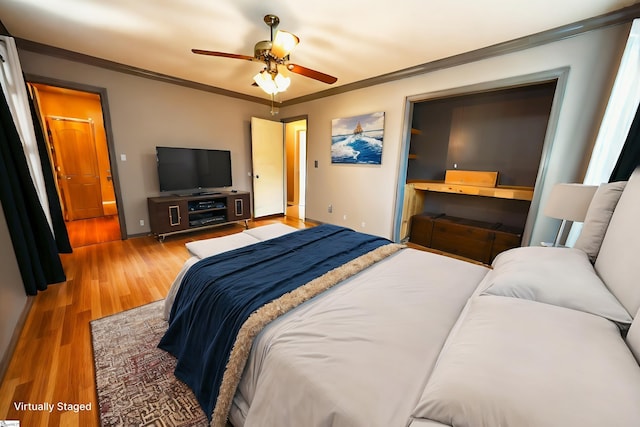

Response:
(285, 119), (307, 220)
(29, 82), (123, 247)
(395, 69), (569, 245)
(250, 116), (308, 221)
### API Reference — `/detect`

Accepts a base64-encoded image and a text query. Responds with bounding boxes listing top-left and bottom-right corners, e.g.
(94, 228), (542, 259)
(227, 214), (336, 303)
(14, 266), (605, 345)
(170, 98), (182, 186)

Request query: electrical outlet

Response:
(361, 222), (366, 228)
(343, 214), (347, 220)
(328, 204), (333, 213)
(139, 219), (145, 226)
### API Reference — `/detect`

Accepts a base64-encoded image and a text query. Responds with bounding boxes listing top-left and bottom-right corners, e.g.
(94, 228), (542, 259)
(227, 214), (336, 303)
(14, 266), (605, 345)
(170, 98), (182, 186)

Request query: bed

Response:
(160, 168), (640, 427)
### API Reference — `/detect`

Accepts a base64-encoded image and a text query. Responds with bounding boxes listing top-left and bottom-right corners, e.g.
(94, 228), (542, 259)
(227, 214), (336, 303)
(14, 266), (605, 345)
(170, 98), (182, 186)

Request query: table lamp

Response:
(544, 183), (598, 246)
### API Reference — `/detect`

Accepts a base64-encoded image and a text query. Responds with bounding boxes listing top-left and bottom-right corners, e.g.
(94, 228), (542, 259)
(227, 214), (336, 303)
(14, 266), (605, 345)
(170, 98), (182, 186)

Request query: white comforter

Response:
(164, 217), (640, 427)
(163, 225), (489, 426)
(230, 248), (488, 427)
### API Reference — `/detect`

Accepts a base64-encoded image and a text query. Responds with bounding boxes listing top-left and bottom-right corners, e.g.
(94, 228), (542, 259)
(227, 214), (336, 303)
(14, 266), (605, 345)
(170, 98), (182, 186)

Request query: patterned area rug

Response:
(91, 300), (209, 426)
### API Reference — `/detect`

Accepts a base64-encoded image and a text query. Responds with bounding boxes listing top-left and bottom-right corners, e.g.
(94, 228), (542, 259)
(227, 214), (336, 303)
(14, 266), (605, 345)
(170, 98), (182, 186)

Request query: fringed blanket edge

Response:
(210, 242), (405, 426)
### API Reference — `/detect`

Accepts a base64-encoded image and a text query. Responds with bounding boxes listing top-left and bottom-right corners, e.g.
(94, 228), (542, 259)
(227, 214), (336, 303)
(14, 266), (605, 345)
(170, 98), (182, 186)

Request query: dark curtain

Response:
(28, 91), (72, 253)
(0, 89), (66, 295)
(609, 102), (640, 182)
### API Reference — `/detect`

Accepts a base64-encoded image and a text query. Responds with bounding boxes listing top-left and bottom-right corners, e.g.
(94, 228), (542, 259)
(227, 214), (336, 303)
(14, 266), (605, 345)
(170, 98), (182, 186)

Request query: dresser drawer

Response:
(409, 213), (440, 248)
(431, 221), (494, 264)
(491, 229), (522, 260)
(410, 214), (522, 265)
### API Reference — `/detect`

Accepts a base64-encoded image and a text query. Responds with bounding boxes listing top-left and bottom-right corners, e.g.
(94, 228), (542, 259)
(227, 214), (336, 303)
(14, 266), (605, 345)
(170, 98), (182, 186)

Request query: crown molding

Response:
(284, 3), (640, 106)
(0, 19), (10, 36)
(14, 38), (273, 106)
(13, 3), (640, 107)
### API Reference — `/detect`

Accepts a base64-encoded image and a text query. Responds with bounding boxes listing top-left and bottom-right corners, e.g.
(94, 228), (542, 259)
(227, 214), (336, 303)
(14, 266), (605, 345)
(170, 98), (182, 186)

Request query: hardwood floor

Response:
(65, 215), (122, 248)
(0, 216), (310, 427)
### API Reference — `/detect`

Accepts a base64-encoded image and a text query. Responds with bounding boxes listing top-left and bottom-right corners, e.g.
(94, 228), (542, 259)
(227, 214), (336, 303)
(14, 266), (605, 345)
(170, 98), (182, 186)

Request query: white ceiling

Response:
(1, 0), (638, 102)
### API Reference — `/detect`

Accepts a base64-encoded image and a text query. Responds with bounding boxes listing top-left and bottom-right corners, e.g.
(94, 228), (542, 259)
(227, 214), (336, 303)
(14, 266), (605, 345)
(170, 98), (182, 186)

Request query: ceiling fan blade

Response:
(191, 49), (255, 61)
(287, 64), (337, 84)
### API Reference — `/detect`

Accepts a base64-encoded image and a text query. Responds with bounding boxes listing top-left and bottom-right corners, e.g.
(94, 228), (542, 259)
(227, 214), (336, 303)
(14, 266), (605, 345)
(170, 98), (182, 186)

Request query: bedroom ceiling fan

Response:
(192, 14), (338, 96)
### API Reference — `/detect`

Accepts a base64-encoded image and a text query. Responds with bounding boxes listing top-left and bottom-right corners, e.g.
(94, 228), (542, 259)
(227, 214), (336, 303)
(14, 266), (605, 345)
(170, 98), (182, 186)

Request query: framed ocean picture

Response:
(331, 112), (384, 164)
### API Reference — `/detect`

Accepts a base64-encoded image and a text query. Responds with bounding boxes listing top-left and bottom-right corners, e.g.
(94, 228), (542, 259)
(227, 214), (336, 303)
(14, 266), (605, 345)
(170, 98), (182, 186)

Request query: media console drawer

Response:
(147, 199), (189, 234)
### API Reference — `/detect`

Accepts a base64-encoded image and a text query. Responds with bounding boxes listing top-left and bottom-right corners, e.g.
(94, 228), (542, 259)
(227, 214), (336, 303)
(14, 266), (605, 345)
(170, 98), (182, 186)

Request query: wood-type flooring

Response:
(0, 216), (309, 427)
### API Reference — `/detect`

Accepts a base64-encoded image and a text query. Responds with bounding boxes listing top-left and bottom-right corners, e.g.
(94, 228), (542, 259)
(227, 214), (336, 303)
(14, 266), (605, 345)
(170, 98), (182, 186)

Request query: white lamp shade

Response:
(271, 30), (299, 58)
(274, 72), (291, 91)
(544, 183), (598, 222)
(253, 71), (278, 94)
(253, 69), (291, 95)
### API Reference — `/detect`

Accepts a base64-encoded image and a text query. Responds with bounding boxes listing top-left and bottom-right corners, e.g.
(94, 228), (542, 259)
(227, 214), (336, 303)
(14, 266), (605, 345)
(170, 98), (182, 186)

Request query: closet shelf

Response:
(406, 180), (534, 201)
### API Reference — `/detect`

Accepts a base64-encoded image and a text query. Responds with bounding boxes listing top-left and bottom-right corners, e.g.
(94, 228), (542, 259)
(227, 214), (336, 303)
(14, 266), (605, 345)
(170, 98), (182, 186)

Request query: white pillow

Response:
(481, 246), (632, 325)
(242, 223), (297, 240)
(185, 224), (297, 259)
(413, 295), (640, 427)
(593, 168), (640, 320)
(627, 308), (640, 365)
(185, 232), (259, 259)
(574, 181), (626, 263)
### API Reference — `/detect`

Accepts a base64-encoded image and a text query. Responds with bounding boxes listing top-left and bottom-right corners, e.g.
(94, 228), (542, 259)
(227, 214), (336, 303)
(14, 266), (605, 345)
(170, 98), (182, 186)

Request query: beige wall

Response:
(281, 23), (630, 244)
(0, 202), (29, 377)
(8, 22), (631, 244)
(17, 50), (273, 235)
(0, 22), (630, 368)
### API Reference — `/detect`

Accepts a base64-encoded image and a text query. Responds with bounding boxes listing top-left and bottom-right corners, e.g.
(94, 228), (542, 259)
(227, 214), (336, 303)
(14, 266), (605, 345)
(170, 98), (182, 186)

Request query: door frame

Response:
(26, 74), (128, 239)
(282, 116), (308, 220)
(46, 115), (104, 220)
(394, 68), (570, 245)
(250, 115), (308, 220)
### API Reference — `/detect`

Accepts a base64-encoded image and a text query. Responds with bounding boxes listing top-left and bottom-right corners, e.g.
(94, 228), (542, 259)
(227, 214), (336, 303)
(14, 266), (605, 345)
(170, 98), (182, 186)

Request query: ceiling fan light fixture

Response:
(193, 13), (337, 95)
(271, 30), (299, 58)
(253, 70), (277, 94)
(253, 69), (289, 95)
(274, 72), (291, 91)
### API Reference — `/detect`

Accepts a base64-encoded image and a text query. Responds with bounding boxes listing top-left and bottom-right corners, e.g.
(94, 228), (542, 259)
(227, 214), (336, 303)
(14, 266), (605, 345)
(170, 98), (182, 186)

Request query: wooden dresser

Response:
(400, 170), (533, 242)
(409, 213), (522, 265)
(402, 170), (529, 264)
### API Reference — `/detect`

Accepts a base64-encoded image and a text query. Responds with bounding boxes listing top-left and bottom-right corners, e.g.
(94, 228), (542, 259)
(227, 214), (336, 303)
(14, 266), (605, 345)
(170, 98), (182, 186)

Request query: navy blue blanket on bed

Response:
(158, 224), (391, 420)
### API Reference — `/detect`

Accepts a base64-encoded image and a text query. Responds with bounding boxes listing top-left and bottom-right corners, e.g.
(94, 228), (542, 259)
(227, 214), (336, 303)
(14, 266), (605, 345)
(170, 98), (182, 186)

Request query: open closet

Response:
(399, 79), (559, 263)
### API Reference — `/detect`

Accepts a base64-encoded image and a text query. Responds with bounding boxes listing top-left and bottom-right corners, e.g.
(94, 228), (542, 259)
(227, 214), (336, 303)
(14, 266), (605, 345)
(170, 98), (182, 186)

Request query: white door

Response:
(251, 117), (284, 217)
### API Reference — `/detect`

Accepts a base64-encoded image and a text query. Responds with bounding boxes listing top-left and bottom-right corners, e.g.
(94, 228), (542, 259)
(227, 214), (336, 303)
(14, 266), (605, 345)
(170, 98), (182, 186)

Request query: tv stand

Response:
(147, 191), (251, 241)
(174, 191), (223, 197)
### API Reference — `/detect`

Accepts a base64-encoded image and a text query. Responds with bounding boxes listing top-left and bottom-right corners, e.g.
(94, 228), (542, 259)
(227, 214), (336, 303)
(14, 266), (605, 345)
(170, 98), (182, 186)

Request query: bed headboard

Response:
(594, 167), (640, 318)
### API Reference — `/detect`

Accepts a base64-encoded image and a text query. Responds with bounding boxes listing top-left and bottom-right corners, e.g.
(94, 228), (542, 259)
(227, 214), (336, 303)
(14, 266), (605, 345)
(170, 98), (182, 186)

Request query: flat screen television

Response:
(156, 146), (232, 193)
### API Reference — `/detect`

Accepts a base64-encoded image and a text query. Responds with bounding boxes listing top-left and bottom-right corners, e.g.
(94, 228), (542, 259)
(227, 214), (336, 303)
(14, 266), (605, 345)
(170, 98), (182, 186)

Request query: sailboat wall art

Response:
(331, 112), (385, 164)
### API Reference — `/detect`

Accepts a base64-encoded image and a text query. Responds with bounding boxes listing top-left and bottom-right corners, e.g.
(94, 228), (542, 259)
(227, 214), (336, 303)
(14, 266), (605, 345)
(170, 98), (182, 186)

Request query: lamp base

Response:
(553, 219), (569, 247)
